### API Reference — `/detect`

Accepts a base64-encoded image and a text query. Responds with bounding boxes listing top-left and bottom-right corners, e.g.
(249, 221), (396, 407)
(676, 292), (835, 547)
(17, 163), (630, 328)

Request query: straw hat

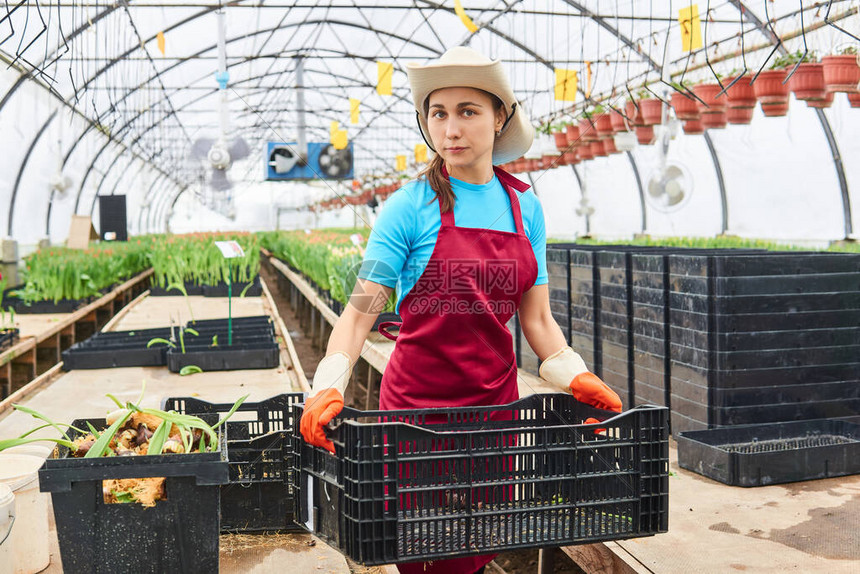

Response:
(406, 46), (534, 165)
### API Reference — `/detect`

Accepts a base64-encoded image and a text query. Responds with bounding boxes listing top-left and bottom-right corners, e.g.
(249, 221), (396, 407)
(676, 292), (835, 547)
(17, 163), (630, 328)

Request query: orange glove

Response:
(299, 352), (352, 453)
(570, 372), (622, 413)
(539, 346), (623, 412)
(300, 388), (344, 453)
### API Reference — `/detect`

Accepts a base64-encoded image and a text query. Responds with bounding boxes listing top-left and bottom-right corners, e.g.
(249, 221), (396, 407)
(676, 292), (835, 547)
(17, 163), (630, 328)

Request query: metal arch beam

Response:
(137, 172), (170, 234)
(727, 0), (852, 238)
(145, 177), (178, 234)
(8, 110), (57, 236)
(150, 183), (180, 233)
(557, 0), (662, 72)
(625, 151), (647, 234)
(703, 132), (729, 234)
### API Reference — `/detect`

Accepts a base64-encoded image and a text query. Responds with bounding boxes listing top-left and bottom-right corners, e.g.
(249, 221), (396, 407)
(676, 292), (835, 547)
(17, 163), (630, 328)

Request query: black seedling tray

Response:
(677, 419), (860, 486)
(38, 415), (227, 574)
(186, 315), (273, 329)
(61, 328), (175, 370)
(292, 394), (669, 565)
(0, 328), (19, 351)
(167, 341), (279, 372)
(201, 276), (263, 298)
(164, 393), (306, 533)
(149, 281), (205, 297)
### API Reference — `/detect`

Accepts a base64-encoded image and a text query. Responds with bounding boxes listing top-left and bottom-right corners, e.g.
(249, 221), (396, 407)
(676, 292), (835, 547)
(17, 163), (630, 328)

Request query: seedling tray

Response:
(149, 281), (205, 296)
(676, 419), (860, 486)
(38, 416), (228, 574)
(167, 341), (279, 372)
(202, 276), (263, 298)
(291, 394), (669, 565)
(163, 393), (306, 533)
(0, 328), (19, 351)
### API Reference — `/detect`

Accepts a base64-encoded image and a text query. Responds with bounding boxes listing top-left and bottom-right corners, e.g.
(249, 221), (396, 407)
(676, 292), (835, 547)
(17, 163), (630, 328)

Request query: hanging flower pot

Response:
(726, 106), (754, 125)
(577, 144), (594, 161)
(692, 83), (728, 113)
(724, 75), (757, 108)
(806, 91), (835, 109)
(789, 63), (826, 101)
(822, 54), (860, 93)
(541, 155), (559, 169)
(562, 150), (579, 165)
(635, 125), (655, 145)
(609, 107), (629, 132)
(701, 111), (728, 130)
(528, 158), (542, 172)
(753, 69), (790, 117)
(848, 92), (860, 108)
(579, 118), (598, 142)
(513, 158), (527, 173)
(638, 98), (663, 126)
(554, 132), (569, 151)
(624, 100), (643, 126)
(682, 119), (705, 135)
(670, 92), (700, 121)
(602, 137), (619, 154)
(591, 140), (608, 157)
(593, 113), (613, 138)
(565, 124), (581, 146)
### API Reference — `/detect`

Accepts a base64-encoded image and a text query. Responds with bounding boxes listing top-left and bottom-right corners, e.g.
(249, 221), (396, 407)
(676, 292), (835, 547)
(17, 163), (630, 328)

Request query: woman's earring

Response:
(495, 130), (501, 138)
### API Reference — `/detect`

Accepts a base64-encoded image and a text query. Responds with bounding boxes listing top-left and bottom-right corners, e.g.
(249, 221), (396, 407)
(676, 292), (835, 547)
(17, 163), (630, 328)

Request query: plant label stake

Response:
(214, 240), (246, 346)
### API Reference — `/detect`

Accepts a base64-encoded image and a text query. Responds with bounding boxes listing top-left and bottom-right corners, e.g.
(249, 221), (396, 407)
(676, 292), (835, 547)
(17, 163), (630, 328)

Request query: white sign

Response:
(214, 240), (245, 259)
(349, 233), (363, 247)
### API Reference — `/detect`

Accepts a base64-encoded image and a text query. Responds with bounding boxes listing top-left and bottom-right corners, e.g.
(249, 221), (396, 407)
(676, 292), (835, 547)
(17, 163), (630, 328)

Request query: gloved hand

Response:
(539, 346), (622, 413)
(300, 351), (352, 453)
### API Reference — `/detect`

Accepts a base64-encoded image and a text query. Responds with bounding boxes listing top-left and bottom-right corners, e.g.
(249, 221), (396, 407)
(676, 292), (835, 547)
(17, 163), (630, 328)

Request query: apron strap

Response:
(377, 321), (402, 341)
(504, 185), (526, 236)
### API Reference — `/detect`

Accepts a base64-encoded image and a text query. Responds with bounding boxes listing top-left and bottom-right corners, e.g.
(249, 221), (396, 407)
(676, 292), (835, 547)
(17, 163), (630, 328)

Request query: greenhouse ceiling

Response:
(0, 1), (859, 239)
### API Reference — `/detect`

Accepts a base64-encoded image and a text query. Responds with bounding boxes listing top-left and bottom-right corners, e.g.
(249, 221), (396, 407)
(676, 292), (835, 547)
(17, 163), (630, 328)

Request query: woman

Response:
(300, 47), (622, 574)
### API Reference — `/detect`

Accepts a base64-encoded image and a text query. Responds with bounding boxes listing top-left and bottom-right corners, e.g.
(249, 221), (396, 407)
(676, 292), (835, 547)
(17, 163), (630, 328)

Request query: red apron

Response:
(378, 166), (538, 574)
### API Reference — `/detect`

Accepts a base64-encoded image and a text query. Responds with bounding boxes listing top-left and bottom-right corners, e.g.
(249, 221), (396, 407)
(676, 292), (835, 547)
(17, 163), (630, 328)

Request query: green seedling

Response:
(179, 365), (203, 376)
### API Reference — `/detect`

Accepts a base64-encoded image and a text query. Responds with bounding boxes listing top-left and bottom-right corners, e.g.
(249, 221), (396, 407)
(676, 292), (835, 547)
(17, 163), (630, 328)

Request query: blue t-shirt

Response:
(358, 174), (548, 314)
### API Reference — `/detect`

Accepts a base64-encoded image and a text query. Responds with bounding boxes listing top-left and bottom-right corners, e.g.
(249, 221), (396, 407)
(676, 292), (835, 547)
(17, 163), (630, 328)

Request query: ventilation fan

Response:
(645, 123), (693, 212)
(318, 144), (353, 178)
(187, 10), (250, 192)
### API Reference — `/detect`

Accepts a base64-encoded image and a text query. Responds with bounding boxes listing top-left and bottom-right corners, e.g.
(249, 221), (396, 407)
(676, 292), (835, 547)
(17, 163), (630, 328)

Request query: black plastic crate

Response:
(149, 281), (205, 297)
(677, 419), (860, 486)
(164, 393), (305, 533)
(38, 416), (228, 574)
(292, 394), (669, 566)
(166, 341), (279, 372)
(202, 276), (263, 298)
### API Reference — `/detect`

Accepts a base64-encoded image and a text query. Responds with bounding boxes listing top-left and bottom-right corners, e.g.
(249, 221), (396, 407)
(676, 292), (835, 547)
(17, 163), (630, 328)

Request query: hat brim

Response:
(408, 62), (534, 165)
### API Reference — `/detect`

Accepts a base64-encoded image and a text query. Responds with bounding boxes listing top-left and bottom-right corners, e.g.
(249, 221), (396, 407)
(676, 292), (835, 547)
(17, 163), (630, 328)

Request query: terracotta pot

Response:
(724, 75), (757, 107)
(638, 98), (664, 126)
(624, 100), (642, 126)
(635, 125), (655, 145)
(577, 144), (594, 161)
(789, 63), (826, 101)
(554, 132), (569, 151)
(528, 159), (541, 172)
(602, 137), (619, 154)
(670, 91), (700, 121)
(760, 101), (790, 117)
(541, 155), (559, 169)
(822, 54), (860, 93)
(701, 111), (727, 129)
(565, 124), (581, 146)
(591, 140), (608, 157)
(562, 150), (579, 165)
(692, 83), (728, 112)
(753, 69), (790, 116)
(593, 113), (613, 137)
(609, 107), (629, 132)
(682, 119), (705, 135)
(848, 92), (860, 108)
(513, 158), (527, 172)
(806, 92), (835, 109)
(726, 106), (754, 125)
(579, 118), (598, 142)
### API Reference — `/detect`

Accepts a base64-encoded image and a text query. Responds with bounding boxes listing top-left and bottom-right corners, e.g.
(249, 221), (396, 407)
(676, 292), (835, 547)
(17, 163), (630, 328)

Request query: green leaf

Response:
(239, 282), (254, 298)
(147, 419), (171, 456)
(184, 327), (199, 337)
(0, 436), (76, 453)
(13, 404), (75, 441)
(85, 421), (102, 439)
(112, 490), (136, 504)
(84, 410), (132, 458)
(179, 365), (203, 376)
(211, 394), (250, 430)
(106, 393), (126, 409)
(147, 337), (175, 349)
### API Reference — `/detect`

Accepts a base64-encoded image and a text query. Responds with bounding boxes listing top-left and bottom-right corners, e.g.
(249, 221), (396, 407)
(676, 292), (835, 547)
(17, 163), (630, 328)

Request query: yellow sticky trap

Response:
(554, 68), (578, 102)
(396, 155), (407, 171)
(330, 121), (339, 136)
(678, 5), (703, 52)
(414, 144), (428, 164)
(332, 130), (349, 150)
(586, 62), (592, 98)
(349, 98), (360, 124)
(377, 62), (393, 96)
(454, 0), (479, 34)
(157, 31), (166, 55)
